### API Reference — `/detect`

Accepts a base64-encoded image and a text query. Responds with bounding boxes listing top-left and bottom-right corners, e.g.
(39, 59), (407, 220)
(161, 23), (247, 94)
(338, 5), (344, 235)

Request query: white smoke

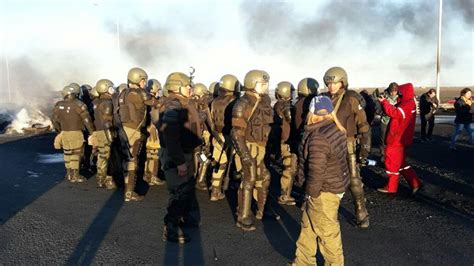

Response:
(5, 108), (52, 135)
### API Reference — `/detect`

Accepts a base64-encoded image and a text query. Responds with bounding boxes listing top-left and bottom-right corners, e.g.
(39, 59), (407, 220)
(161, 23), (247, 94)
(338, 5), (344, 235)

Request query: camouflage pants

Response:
(61, 131), (84, 170)
(95, 130), (111, 179)
(123, 126), (143, 172)
(238, 142), (270, 216)
(211, 134), (230, 188)
(145, 124), (160, 177)
(280, 143), (297, 197)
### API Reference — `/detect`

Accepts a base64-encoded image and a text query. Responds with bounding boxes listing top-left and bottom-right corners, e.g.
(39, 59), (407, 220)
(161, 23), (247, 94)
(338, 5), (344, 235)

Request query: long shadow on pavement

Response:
(66, 190), (124, 265)
(162, 228), (205, 266)
(262, 193), (299, 260)
(262, 161), (300, 261)
(0, 133), (63, 225)
(163, 189), (205, 265)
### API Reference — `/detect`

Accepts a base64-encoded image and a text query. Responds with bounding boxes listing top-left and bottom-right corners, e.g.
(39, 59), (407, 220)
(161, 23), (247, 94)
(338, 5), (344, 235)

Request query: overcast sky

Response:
(0, 0), (472, 104)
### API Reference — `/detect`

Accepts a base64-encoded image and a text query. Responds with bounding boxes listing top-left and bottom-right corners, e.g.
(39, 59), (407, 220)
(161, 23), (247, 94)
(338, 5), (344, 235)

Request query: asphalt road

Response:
(0, 128), (473, 265)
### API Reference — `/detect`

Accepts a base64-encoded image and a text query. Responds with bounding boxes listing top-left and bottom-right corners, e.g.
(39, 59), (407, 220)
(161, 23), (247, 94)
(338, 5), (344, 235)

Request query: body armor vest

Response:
(273, 99), (292, 142)
(273, 100), (291, 125)
(211, 94), (236, 135)
(118, 88), (147, 128)
(245, 96), (273, 143)
(93, 96), (113, 131)
(55, 99), (87, 131)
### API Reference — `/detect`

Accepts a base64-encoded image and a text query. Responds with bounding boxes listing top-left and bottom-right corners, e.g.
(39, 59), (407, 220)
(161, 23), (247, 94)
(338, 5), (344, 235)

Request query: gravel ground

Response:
(0, 122), (473, 265)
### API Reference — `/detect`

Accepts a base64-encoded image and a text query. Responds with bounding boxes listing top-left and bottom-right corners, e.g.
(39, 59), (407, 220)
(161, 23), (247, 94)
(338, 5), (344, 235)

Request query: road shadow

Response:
(260, 161), (301, 260)
(66, 190), (124, 265)
(262, 193), (299, 260)
(0, 133), (63, 225)
(163, 192), (205, 266)
(162, 232), (205, 266)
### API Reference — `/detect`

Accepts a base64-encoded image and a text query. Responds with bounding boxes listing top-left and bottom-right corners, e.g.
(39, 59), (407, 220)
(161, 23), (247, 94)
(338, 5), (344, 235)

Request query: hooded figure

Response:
(377, 83), (422, 194)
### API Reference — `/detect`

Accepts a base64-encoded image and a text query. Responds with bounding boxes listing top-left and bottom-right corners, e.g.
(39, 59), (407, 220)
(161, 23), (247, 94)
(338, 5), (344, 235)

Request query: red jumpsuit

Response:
(381, 83), (422, 192)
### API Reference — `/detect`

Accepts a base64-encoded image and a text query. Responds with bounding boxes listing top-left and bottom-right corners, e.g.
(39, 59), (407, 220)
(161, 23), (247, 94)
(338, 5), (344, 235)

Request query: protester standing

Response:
(292, 96), (349, 266)
(450, 88), (474, 150)
(419, 89), (439, 142)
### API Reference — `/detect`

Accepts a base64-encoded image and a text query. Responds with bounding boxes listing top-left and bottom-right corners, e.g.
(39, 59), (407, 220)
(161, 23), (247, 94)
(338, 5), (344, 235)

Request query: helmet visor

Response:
(255, 82), (269, 95)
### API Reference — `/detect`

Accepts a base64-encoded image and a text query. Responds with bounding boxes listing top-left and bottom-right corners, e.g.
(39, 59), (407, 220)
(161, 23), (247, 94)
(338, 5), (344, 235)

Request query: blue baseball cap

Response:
(309, 95), (334, 116)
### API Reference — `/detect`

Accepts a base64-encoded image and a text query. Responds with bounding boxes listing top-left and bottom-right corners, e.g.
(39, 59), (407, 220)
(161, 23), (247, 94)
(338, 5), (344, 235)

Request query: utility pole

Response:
(436, 0), (443, 101)
(5, 50), (11, 102)
(116, 16), (120, 58)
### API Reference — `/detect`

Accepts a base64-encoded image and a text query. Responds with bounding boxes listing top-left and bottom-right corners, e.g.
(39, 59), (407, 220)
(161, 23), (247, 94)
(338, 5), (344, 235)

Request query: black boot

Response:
(71, 169), (86, 183)
(104, 176), (117, 189)
(236, 188), (256, 231)
(124, 171), (143, 202)
(65, 168), (72, 181)
(353, 196), (369, 228)
(96, 174), (105, 188)
(162, 224), (191, 244)
(195, 159), (211, 191)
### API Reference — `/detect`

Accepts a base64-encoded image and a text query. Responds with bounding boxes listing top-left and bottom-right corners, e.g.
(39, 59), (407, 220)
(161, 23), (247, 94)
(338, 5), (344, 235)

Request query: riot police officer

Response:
(144, 79), (166, 186)
(231, 70), (273, 231)
(274, 81), (298, 205)
(159, 72), (203, 243)
(52, 85), (95, 183)
(89, 86), (99, 101)
(293, 78), (319, 142)
(208, 74), (241, 200)
(117, 67), (159, 202)
(193, 83), (214, 191)
(208, 81), (220, 99)
(323, 66), (371, 228)
(92, 79), (117, 189)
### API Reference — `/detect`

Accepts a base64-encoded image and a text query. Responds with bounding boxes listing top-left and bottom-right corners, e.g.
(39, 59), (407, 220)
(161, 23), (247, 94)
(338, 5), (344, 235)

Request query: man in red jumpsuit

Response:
(377, 83), (422, 194)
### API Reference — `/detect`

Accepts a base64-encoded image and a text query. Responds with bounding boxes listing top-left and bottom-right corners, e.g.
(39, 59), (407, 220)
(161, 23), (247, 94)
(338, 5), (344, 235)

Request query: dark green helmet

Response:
(148, 79), (162, 95)
(297, 78), (319, 97)
(62, 84), (80, 98)
(69, 83), (81, 92)
(81, 84), (92, 92)
(243, 70), (270, 91)
(275, 81), (294, 100)
(95, 79), (114, 94)
(219, 74), (240, 92)
(127, 67), (148, 85)
(193, 83), (208, 97)
(90, 87), (99, 98)
(117, 83), (128, 93)
(323, 67), (348, 89)
(165, 72), (191, 93)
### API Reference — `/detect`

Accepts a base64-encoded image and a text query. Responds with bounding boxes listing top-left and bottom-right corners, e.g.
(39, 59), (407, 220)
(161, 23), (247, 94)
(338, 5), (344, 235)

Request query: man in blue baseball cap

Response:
(291, 96), (350, 265)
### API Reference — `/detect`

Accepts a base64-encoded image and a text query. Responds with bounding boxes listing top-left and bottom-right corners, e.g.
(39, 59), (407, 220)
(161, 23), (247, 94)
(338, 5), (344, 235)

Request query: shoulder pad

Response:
(346, 90), (366, 108)
(282, 104), (292, 122)
(76, 100), (88, 111)
(345, 90), (362, 100)
(140, 89), (151, 100)
(104, 101), (113, 114)
(232, 97), (249, 118)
